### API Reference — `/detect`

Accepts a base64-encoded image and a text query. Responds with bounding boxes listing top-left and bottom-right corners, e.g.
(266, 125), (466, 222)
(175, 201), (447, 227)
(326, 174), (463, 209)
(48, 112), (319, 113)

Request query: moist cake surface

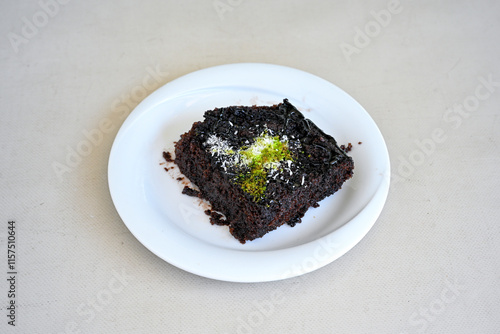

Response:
(172, 99), (354, 243)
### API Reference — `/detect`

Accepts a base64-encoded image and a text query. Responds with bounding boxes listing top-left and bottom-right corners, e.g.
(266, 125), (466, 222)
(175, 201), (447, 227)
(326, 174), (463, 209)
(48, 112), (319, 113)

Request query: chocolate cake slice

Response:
(173, 99), (354, 243)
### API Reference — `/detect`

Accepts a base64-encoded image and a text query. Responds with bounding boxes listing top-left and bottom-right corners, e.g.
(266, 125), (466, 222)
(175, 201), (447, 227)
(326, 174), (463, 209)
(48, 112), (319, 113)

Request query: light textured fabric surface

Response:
(1, 0), (499, 333)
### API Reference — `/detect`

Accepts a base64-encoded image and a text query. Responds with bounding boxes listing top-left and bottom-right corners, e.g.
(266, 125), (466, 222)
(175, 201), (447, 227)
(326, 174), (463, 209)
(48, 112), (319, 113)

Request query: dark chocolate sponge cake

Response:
(173, 99), (354, 243)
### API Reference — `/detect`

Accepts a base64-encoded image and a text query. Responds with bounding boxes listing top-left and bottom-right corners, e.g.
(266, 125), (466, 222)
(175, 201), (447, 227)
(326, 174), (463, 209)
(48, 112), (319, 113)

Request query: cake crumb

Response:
(182, 186), (201, 198)
(340, 143), (353, 153)
(209, 211), (229, 226)
(163, 151), (174, 162)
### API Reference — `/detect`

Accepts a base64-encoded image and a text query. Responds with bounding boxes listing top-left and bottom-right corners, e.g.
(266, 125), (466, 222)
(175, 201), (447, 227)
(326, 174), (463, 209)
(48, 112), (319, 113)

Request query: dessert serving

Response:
(171, 99), (354, 243)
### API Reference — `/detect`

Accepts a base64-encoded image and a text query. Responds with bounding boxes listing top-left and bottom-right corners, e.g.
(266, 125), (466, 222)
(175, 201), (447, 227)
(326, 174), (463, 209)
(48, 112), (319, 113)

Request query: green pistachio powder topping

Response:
(206, 131), (294, 201)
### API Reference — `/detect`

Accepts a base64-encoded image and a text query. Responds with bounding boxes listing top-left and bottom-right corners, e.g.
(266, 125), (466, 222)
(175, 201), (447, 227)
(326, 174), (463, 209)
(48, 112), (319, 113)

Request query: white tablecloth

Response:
(1, 1), (499, 333)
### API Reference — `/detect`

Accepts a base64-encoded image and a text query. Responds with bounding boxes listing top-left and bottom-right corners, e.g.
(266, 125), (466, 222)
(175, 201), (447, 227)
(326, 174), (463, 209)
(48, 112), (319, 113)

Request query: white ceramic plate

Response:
(108, 63), (390, 283)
